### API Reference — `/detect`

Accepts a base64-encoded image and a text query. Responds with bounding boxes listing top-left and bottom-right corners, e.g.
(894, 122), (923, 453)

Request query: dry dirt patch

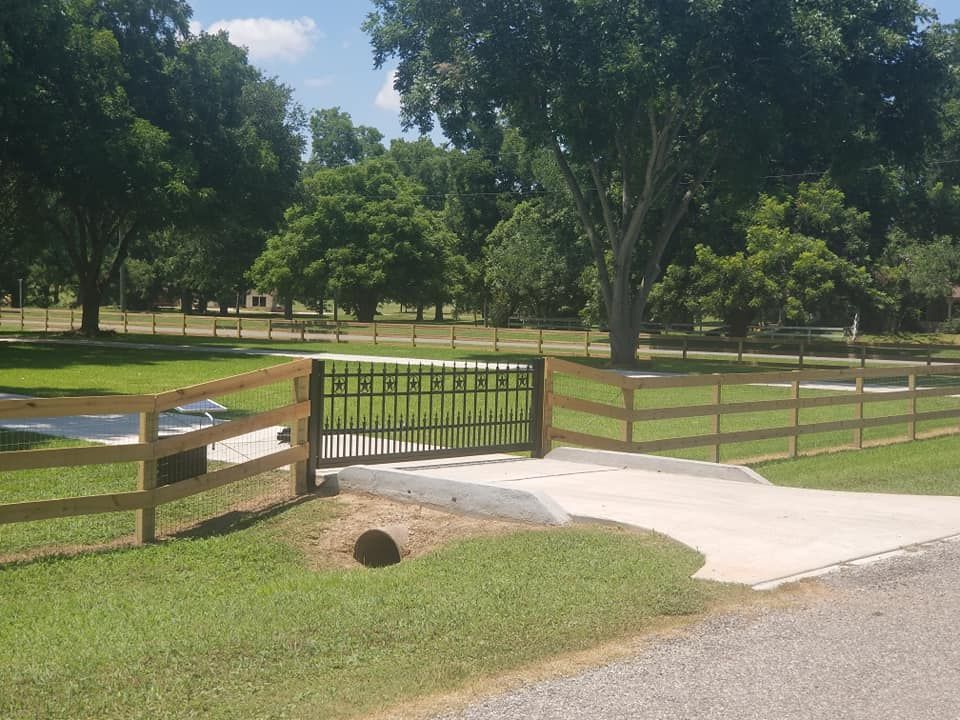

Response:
(279, 490), (551, 571)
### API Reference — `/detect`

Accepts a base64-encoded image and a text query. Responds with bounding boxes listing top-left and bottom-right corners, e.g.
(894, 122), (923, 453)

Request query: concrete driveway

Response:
(339, 447), (960, 588)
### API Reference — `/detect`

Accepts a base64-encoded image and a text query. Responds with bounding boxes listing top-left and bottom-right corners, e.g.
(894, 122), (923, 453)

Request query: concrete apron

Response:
(336, 448), (960, 589)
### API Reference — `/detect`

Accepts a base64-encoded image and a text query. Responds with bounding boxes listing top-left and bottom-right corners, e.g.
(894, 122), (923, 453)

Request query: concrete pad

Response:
(337, 464), (571, 525)
(342, 451), (960, 587)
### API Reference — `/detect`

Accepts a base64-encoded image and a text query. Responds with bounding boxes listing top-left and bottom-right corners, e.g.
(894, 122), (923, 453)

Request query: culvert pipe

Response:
(353, 525), (410, 567)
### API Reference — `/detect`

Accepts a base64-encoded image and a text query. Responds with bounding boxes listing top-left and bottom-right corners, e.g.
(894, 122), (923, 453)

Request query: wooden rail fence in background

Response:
(542, 357), (960, 463)
(3, 306), (959, 368)
(0, 359), (315, 542)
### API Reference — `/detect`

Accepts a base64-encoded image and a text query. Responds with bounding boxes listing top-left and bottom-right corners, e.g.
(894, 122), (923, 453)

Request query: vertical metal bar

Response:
(530, 359), (546, 457)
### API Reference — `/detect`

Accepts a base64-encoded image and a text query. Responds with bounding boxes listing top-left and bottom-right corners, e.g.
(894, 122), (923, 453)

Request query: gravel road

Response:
(438, 538), (960, 720)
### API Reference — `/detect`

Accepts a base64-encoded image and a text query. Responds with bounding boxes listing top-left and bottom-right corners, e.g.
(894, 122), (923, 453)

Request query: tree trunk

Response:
(415, 304), (424, 321)
(180, 291), (193, 315)
(79, 278), (102, 336)
(283, 296), (293, 320)
(434, 302), (444, 321)
(607, 303), (639, 367)
(355, 295), (378, 322)
(218, 300), (229, 316)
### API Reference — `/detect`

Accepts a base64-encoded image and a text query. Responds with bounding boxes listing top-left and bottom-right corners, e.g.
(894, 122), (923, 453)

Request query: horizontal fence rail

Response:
(543, 357), (960, 464)
(0, 359), (315, 546)
(4, 306), (960, 367)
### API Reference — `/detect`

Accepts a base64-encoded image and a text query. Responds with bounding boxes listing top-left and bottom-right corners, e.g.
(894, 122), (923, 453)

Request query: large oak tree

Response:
(366, 0), (945, 363)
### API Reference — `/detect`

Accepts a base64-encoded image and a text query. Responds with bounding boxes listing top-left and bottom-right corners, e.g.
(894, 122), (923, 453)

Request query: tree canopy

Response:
(366, 0), (946, 361)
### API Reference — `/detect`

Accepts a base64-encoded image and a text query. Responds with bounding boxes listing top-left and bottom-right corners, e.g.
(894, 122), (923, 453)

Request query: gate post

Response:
(307, 359), (324, 489)
(530, 358), (547, 458)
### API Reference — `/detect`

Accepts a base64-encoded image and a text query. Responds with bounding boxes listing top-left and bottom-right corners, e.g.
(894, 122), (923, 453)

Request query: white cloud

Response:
(304, 75), (335, 89)
(204, 17), (321, 63)
(188, 19), (203, 37)
(375, 69), (402, 112)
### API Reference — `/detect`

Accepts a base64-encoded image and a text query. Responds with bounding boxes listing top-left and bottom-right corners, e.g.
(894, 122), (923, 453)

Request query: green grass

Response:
(0, 502), (738, 720)
(0, 342), (284, 397)
(755, 434), (960, 495)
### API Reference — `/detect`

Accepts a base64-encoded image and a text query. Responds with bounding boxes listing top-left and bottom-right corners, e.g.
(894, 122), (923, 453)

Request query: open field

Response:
(0, 495), (742, 720)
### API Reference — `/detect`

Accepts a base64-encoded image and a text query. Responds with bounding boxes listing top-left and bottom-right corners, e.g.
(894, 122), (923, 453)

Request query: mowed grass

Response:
(755, 434), (960, 495)
(0, 342), (284, 397)
(0, 500), (740, 720)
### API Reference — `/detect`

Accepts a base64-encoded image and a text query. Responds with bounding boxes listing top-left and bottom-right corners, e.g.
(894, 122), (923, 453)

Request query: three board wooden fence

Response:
(542, 357), (960, 463)
(0, 359), (315, 543)
(4, 306), (959, 368)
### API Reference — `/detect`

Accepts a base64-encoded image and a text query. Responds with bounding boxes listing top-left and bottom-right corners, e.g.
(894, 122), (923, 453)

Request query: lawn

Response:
(0, 499), (742, 720)
(755, 434), (960, 495)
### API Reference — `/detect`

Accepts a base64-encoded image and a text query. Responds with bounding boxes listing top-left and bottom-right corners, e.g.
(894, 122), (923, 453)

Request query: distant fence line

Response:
(3, 306), (960, 367)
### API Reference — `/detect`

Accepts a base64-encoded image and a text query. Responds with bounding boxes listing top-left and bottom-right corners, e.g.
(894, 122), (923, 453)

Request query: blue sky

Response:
(188, 0), (960, 146)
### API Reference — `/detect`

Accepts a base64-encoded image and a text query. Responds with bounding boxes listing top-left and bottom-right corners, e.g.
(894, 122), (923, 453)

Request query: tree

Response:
(676, 182), (881, 336)
(307, 107), (385, 170)
(366, 0), (945, 363)
(250, 159), (455, 322)
(484, 201), (568, 326)
(0, 0), (193, 333)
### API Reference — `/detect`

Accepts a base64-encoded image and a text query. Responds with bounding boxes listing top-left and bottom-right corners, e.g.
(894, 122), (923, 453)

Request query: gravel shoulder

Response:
(433, 538), (960, 720)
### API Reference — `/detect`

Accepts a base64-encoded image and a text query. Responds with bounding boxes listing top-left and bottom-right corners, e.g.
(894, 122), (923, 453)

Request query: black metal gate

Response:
(312, 359), (544, 468)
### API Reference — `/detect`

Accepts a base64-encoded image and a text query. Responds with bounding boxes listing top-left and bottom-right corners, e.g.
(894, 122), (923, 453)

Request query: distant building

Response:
(948, 286), (960, 321)
(244, 291), (282, 312)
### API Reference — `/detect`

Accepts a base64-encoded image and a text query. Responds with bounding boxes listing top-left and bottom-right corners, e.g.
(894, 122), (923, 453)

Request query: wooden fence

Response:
(4, 306), (959, 367)
(0, 359), (314, 543)
(542, 357), (960, 463)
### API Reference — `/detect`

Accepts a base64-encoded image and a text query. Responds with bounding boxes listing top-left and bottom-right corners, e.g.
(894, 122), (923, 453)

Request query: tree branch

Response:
(551, 138), (613, 308)
(589, 159), (619, 254)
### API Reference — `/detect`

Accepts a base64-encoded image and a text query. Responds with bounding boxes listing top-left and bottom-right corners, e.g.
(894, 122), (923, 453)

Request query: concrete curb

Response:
(545, 447), (771, 485)
(336, 465), (572, 525)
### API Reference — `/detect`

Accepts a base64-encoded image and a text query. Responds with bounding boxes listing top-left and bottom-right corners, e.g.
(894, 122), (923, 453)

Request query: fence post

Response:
(854, 376), (864, 449)
(927, 347), (933, 367)
(135, 408), (159, 544)
(538, 329), (544, 355)
(122, 311), (128, 334)
(335, 321), (341, 344)
(290, 372), (311, 495)
(540, 358), (554, 456)
(682, 338), (688, 361)
(300, 322), (306, 342)
(151, 313), (157, 335)
(623, 387), (635, 446)
(70, 309), (75, 331)
(788, 379), (800, 458)
(908, 373), (917, 441)
(212, 317), (218, 337)
(860, 345), (867, 368)
(530, 358), (547, 457)
(20, 304), (24, 330)
(44, 308), (49, 333)
(585, 331), (590, 357)
(494, 326), (499, 352)
(373, 321), (378, 345)
(267, 317), (273, 340)
(306, 359), (323, 490)
(711, 378), (722, 463)
(182, 313), (187, 336)
(411, 323), (417, 348)
(237, 317), (242, 339)
(798, 341), (805, 369)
